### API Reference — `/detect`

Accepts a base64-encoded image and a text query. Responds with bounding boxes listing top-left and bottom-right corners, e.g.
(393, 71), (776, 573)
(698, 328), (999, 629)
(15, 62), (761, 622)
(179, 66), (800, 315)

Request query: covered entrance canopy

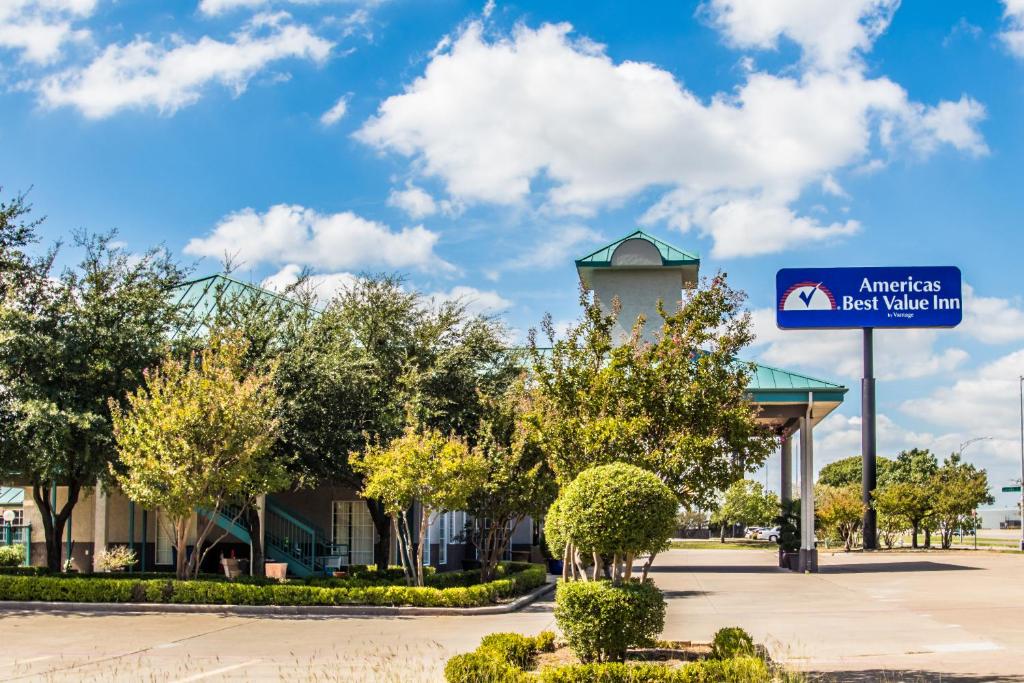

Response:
(577, 231), (848, 572)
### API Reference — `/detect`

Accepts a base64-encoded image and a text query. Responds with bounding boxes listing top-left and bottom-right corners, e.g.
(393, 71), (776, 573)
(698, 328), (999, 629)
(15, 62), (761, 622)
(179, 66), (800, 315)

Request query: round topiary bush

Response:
(544, 496), (567, 560)
(554, 579), (666, 663)
(711, 626), (755, 659)
(559, 462), (677, 565)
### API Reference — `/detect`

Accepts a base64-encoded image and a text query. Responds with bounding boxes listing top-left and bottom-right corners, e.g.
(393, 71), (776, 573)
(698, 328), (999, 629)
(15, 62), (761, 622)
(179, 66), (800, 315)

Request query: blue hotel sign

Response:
(776, 266), (962, 329)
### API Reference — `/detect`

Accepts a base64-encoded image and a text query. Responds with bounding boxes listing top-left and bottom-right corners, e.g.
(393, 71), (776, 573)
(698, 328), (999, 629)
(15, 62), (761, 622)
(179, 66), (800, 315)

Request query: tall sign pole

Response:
(777, 266), (962, 553)
(861, 328), (877, 550)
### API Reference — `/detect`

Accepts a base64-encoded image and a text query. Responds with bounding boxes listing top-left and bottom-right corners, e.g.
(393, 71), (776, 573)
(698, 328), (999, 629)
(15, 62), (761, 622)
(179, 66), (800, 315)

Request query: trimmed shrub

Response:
(0, 562), (546, 607)
(479, 633), (539, 669)
(711, 627), (755, 660)
(559, 463), (677, 561)
(537, 657), (771, 682)
(554, 580), (666, 663)
(545, 496), (567, 559)
(94, 545), (137, 572)
(534, 630), (557, 653)
(0, 545), (24, 567)
(444, 652), (528, 683)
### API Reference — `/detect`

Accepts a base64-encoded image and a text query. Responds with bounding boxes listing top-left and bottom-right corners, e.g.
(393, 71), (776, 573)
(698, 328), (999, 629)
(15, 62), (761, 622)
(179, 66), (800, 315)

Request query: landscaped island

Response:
(0, 562), (546, 608)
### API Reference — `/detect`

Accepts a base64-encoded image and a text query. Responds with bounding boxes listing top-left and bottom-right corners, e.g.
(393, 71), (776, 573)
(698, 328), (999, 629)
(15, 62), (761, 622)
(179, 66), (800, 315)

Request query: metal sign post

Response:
(861, 328), (877, 549)
(777, 266), (962, 552)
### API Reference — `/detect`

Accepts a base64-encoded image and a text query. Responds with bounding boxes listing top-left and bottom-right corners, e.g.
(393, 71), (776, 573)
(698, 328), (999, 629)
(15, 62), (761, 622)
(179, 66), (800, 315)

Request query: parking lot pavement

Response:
(1, 548), (1022, 681)
(654, 547), (1024, 681)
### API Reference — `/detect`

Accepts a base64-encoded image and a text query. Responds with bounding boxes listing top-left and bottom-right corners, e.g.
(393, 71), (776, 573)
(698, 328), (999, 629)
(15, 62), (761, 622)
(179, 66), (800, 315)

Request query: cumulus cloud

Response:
(320, 94), (348, 125)
(261, 263), (358, 303)
(701, 0), (899, 71)
(356, 20), (985, 258)
(40, 13), (333, 118)
(387, 183), (438, 219)
(749, 308), (969, 381)
(961, 285), (1024, 344)
(815, 412), (935, 464)
(185, 203), (451, 272)
(1000, 0), (1024, 58)
(505, 225), (603, 270)
(0, 0), (95, 64)
(430, 285), (512, 316)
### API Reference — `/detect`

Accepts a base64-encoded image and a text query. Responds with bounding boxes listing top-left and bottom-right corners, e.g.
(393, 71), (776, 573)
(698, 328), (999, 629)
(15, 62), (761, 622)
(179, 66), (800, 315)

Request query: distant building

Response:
(977, 507), (1022, 530)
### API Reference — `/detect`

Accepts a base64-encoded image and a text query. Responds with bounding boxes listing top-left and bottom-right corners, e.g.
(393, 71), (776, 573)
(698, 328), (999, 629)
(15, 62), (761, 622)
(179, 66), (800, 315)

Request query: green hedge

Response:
(0, 563), (546, 607)
(446, 628), (773, 683)
(536, 658), (771, 682)
(554, 580), (666, 663)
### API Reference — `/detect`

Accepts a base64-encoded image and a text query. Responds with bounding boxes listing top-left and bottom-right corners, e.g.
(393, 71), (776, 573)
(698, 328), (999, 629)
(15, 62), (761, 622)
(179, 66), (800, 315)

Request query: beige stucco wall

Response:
(591, 268), (683, 344)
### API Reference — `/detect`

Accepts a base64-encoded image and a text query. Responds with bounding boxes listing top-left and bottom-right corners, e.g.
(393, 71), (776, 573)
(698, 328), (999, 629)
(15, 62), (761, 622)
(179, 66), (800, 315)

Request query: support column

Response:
(92, 486), (108, 572)
(799, 413), (818, 572)
(255, 494), (267, 576)
(862, 328), (878, 549)
(780, 434), (793, 506)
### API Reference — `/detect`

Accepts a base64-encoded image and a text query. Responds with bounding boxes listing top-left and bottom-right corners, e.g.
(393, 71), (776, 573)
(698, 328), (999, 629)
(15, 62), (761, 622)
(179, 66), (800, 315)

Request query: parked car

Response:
(744, 526), (762, 539)
(757, 527), (781, 542)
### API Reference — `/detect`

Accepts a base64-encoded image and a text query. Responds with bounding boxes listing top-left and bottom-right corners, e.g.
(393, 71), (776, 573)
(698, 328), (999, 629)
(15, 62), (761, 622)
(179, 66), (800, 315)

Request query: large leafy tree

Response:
(465, 379), (557, 581)
(887, 448), (940, 548)
(0, 190), (47, 299)
(323, 275), (514, 570)
(818, 455), (893, 488)
(931, 453), (993, 549)
(0, 224), (186, 571)
(111, 334), (288, 579)
(528, 275), (775, 509)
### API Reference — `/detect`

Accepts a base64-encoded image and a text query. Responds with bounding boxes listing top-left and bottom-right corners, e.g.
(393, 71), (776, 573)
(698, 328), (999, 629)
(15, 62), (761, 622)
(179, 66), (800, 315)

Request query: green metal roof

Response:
(170, 274), (316, 339)
(747, 363), (845, 392)
(575, 230), (700, 268)
(0, 487), (24, 505)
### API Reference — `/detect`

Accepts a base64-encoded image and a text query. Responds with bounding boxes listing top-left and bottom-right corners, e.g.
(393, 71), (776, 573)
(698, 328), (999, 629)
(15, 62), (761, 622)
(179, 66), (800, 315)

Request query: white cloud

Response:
(815, 412), (934, 465)
(961, 284), (1024, 345)
(184, 203), (451, 272)
(40, 13), (333, 118)
(750, 308), (969, 381)
(701, 0), (899, 71)
(0, 0), (95, 64)
(198, 0), (386, 18)
(320, 94), (348, 125)
(387, 183), (438, 219)
(902, 349), (1024, 460)
(261, 263), (358, 303)
(1000, 0), (1024, 59)
(357, 21), (985, 258)
(506, 225), (603, 270)
(430, 285), (512, 316)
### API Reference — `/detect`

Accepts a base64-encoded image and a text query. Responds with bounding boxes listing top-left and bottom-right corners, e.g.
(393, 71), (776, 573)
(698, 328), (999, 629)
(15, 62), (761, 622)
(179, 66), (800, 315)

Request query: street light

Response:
(1015, 376), (1024, 552)
(958, 436), (993, 456)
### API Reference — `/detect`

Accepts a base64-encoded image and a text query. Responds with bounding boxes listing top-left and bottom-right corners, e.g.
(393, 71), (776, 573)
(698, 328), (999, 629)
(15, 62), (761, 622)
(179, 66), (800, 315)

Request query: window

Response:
(155, 509), (173, 566)
(3, 509), (25, 543)
(438, 512), (448, 565)
(332, 501), (375, 566)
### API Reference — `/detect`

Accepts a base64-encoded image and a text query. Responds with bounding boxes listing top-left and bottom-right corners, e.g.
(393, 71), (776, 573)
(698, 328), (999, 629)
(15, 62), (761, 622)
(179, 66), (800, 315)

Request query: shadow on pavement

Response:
(806, 669), (1020, 682)
(818, 561), (980, 574)
(648, 564), (783, 574)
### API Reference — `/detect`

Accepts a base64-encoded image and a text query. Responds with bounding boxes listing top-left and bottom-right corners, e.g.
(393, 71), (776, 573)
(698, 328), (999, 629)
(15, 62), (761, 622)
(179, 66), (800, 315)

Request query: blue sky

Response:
(4, 0), (1024, 505)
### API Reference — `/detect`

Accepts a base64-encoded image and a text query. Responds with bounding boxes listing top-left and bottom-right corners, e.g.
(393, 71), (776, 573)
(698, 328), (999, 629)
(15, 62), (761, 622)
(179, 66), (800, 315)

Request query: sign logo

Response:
(780, 282), (837, 311)
(776, 266), (962, 330)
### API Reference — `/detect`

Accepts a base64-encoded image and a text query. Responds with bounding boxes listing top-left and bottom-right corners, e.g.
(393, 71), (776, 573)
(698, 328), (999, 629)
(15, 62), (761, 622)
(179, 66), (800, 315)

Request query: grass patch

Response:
(671, 539), (776, 551)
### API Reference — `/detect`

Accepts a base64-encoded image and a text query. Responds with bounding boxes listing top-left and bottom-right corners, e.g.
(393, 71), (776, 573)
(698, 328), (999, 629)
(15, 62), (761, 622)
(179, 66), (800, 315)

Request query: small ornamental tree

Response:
(353, 425), (487, 586)
(558, 463), (677, 582)
(931, 453), (993, 549)
(873, 481), (932, 549)
(711, 479), (778, 542)
(111, 334), (287, 579)
(815, 484), (864, 551)
(466, 381), (557, 582)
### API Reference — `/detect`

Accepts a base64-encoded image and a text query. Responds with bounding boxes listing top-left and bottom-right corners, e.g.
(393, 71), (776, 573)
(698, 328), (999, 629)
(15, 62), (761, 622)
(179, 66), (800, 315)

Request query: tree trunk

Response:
(416, 507), (428, 587)
(366, 499), (391, 572)
(245, 504), (264, 577)
(641, 551), (657, 582)
(911, 521), (919, 549)
(175, 519), (189, 580)
(32, 480), (81, 573)
(924, 528), (931, 549)
(561, 544), (570, 581)
(720, 521), (726, 543)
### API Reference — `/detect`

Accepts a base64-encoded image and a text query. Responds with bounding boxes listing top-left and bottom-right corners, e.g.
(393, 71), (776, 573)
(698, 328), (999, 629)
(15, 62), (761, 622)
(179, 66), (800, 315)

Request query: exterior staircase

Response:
(204, 500), (336, 578)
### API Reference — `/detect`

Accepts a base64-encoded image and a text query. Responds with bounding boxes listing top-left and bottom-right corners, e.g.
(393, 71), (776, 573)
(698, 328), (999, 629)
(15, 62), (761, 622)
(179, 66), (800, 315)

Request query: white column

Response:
(798, 410), (818, 572)
(92, 486), (108, 572)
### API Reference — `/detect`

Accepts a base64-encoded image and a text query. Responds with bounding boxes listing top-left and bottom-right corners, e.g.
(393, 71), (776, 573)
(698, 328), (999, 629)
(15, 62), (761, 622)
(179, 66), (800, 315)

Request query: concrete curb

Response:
(0, 579), (556, 618)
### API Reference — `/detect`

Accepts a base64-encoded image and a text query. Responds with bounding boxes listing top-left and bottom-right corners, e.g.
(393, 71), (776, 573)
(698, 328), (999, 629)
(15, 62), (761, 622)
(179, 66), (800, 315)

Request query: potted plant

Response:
(774, 500), (801, 571)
